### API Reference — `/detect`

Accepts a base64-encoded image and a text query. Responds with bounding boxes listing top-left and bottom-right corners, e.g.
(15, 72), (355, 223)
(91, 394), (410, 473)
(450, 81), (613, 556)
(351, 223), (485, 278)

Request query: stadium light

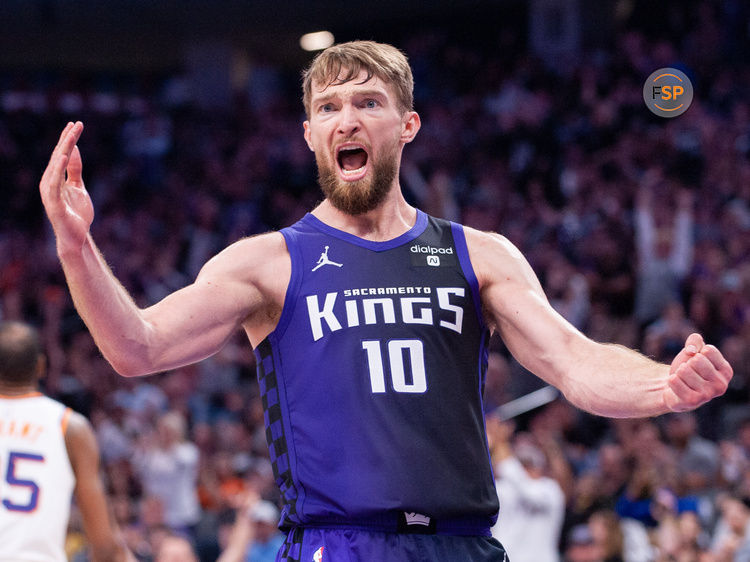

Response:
(300, 31), (335, 52)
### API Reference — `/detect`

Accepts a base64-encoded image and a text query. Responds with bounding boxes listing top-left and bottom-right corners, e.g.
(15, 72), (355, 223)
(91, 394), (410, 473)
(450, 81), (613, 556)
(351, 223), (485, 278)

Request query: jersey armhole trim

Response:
(450, 222), (486, 332)
(268, 227), (304, 344)
(61, 407), (72, 435)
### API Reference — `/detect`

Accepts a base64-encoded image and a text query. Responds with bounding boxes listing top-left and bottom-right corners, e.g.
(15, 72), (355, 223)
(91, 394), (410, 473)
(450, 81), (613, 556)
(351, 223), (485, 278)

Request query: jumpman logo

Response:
(312, 246), (343, 272)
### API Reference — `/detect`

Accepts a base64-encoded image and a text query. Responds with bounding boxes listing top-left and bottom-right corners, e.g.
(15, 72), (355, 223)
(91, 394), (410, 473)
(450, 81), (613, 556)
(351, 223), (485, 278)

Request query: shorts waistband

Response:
(290, 512), (493, 537)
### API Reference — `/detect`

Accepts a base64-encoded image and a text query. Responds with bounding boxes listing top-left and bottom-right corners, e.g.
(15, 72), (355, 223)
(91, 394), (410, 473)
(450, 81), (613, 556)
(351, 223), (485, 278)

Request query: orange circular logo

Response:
(643, 68), (694, 118)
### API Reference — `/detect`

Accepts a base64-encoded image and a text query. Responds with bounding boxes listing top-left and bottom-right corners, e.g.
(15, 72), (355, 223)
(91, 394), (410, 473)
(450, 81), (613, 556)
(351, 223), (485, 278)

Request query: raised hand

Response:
(39, 122), (94, 255)
(664, 333), (733, 412)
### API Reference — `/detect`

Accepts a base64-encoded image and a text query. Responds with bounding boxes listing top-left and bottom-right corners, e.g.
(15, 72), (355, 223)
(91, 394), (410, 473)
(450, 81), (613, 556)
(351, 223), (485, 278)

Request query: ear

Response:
(303, 121), (315, 152)
(400, 111), (421, 144)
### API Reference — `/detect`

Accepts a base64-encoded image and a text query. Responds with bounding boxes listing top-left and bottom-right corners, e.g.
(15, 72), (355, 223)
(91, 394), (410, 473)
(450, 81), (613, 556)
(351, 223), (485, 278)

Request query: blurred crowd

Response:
(1, 1), (750, 560)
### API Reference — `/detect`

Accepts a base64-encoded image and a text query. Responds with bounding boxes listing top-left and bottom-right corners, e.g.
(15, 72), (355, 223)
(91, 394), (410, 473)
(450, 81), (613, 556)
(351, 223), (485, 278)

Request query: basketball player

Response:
(39, 41), (733, 561)
(0, 321), (134, 561)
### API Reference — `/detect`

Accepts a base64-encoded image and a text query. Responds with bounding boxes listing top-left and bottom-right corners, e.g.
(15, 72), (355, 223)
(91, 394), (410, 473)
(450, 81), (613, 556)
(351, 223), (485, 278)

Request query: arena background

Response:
(1, 1), (749, 560)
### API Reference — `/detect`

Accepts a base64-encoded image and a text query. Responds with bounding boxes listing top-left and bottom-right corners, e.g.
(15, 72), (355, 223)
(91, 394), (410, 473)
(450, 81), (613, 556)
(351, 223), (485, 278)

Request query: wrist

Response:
(57, 232), (95, 264)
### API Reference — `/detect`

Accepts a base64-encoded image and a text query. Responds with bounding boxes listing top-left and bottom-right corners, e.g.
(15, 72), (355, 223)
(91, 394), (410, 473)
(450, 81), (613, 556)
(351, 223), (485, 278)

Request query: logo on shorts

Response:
(313, 546), (324, 562)
(404, 512), (431, 526)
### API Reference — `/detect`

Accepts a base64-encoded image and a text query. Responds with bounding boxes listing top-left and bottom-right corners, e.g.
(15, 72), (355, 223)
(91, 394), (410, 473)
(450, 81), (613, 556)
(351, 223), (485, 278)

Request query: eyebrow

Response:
(312, 89), (389, 105)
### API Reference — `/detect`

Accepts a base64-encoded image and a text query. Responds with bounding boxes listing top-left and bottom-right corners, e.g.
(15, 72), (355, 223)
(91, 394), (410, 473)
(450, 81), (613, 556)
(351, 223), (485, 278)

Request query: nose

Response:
(337, 104), (360, 136)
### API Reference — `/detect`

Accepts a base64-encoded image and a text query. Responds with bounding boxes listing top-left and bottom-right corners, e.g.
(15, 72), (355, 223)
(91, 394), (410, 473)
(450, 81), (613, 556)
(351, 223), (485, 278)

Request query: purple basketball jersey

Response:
(255, 210), (498, 532)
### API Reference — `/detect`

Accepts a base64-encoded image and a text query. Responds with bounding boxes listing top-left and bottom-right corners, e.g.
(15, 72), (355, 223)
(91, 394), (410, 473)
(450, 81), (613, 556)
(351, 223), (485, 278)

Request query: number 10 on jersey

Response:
(362, 339), (427, 393)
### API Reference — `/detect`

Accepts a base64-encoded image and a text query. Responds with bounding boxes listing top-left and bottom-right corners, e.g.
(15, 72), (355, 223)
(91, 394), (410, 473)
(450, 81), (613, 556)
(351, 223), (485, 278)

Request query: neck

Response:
(0, 383), (39, 396)
(312, 187), (417, 241)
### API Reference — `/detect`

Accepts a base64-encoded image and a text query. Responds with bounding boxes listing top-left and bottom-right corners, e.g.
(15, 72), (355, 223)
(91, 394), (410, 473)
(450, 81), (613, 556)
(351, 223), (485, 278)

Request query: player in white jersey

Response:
(0, 321), (134, 562)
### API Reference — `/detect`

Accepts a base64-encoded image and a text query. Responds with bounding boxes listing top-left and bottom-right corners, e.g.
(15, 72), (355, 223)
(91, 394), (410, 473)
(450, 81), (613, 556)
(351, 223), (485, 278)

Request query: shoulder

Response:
(461, 226), (532, 288)
(196, 231), (290, 297)
(460, 225), (548, 332)
(201, 231), (288, 277)
(195, 232), (291, 342)
(64, 411), (99, 470)
(462, 226), (523, 257)
(64, 409), (93, 438)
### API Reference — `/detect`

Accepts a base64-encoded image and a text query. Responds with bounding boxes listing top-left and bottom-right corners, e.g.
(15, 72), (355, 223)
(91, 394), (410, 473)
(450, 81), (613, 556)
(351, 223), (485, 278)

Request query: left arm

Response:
(466, 228), (733, 418)
(65, 412), (136, 562)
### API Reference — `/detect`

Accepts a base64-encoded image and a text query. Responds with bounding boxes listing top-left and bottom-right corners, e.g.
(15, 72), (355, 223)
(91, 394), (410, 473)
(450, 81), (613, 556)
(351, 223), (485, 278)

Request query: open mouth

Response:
(336, 145), (369, 179)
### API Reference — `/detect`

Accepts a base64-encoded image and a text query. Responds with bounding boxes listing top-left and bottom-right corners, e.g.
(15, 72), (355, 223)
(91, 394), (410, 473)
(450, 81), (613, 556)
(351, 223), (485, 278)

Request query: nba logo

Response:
(427, 256), (440, 266)
(313, 546), (324, 562)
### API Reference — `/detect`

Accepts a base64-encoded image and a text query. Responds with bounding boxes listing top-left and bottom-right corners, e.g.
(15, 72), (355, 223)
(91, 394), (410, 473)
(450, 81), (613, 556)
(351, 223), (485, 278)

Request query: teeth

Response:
(341, 165), (366, 176)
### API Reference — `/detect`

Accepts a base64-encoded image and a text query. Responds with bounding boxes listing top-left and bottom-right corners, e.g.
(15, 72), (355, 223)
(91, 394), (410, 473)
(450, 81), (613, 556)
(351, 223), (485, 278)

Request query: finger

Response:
(674, 346), (732, 395)
(61, 121), (84, 156)
(700, 345), (734, 380)
(40, 152), (70, 208)
(41, 122), (81, 190)
(52, 121), (83, 164)
(668, 354), (730, 410)
(65, 145), (84, 187)
(41, 131), (68, 190)
(48, 122), (81, 167)
(44, 123), (73, 174)
(42, 122), (84, 196)
(53, 122), (75, 153)
(665, 375), (702, 412)
(669, 333), (705, 375)
(670, 362), (705, 392)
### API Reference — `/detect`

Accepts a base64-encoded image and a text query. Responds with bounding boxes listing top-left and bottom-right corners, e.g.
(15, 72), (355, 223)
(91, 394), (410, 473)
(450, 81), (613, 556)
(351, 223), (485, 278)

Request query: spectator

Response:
(154, 534), (199, 562)
(587, 509), (625, 562)
(662, 412), (720, 505)
(633, 181), (695, 329)
(564, 524), (601, 562)
(132, 411), (202, 539)
(217, 492), (285, 562)
(488, 417), (566, 562)
(710, 494), (750, 561)
(653, 509), (710, 562)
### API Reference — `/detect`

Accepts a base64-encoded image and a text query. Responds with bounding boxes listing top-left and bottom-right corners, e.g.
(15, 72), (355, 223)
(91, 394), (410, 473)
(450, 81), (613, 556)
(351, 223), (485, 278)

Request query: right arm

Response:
(58, 233), (273, 376)
(39, 122), (284, 376)
(468, 227), (732, 417)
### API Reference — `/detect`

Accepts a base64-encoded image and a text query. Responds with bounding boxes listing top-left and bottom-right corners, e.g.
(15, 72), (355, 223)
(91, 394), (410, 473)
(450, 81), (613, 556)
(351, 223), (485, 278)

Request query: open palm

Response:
(39, 122), (94, 252)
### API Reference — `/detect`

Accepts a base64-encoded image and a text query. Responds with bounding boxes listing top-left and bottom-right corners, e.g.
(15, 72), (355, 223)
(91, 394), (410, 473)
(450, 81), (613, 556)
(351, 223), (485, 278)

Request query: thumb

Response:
(65, 145), (84, 187)
(670, 333), (704, 374)
(683, 332), (704, 355)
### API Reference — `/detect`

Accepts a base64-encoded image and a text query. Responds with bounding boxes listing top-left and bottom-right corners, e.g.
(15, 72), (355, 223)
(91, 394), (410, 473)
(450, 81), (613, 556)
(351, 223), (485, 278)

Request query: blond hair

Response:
(302, 40), (414, 118)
